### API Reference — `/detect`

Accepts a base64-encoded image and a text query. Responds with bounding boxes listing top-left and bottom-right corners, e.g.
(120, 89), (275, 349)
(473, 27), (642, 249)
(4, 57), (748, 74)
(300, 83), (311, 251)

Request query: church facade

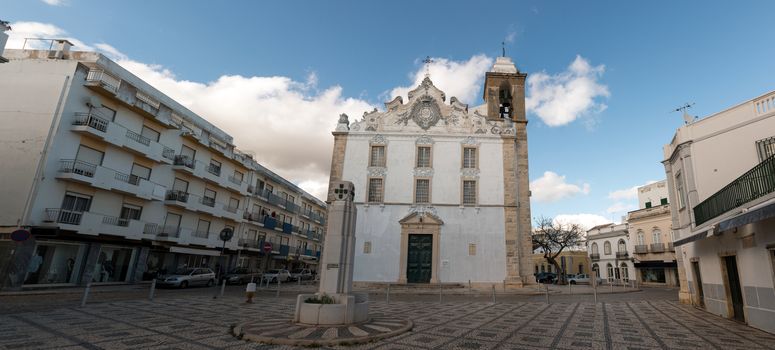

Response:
(328, 56), (533, 287)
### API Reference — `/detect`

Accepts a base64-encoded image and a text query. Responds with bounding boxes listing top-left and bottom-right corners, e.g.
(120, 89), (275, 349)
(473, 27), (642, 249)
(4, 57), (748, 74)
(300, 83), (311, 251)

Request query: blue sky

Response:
(5, 0), (775, 228)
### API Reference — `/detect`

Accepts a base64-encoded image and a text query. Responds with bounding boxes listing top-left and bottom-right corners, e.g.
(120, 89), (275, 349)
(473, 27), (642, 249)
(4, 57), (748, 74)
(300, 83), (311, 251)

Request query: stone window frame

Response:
(652, 228), (662, 244)
(591, 242), (599, 255)
(413, 177), (432, 204)
(367, 177), (384, 203)
(369, 145), (387, 167)
(468, 243), (476, 256)
(604, 241), (612, 255)
(363, 241), (372, 254)
(461, 145), (480, 170)
(637, 230), (645, 245)
(617, 239), (627, 253)
(415, 145), (433, 168)
(461, 179), (478, 206)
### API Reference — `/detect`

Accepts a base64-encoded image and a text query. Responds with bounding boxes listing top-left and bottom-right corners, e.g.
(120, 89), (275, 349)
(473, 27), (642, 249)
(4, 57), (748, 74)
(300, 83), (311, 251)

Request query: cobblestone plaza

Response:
(2, 291), (774, 350)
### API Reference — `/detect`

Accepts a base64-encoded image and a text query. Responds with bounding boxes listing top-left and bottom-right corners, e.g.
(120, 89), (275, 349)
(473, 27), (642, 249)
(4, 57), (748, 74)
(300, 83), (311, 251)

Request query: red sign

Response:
(10, 229), (31, 242)
(263, 242), (273, 253)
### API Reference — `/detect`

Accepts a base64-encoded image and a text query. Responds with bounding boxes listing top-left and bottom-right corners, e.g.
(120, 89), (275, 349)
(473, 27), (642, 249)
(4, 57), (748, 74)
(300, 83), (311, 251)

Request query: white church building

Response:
(327, 56), (533, 287)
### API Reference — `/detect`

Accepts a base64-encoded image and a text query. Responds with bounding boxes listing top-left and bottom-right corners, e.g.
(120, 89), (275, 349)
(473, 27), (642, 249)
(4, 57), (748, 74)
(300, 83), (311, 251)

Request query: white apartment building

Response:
(0, 42), (326, 290)
(626, 180), (683, 287)
(586, 223), (633, 282)
(663, 90), (775, 333)
(328, 56), (534, 287)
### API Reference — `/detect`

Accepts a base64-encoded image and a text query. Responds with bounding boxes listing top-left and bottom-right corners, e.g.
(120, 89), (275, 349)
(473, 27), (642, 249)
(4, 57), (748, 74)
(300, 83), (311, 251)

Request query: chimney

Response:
(0, 20), (10, 63)
(48, 39), (73, 59)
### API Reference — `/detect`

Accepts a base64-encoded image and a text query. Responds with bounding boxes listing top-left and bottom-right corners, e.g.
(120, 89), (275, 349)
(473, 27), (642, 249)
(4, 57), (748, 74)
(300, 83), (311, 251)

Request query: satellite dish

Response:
(86, 96), (102, 108)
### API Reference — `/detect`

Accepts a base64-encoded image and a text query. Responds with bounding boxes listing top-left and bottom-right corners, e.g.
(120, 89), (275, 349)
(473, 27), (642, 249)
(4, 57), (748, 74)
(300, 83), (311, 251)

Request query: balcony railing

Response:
(173, 155), (195, 169)
(73, 112), (109, 132)
(668, 242), (675, 252)
(143, 223), (159, 235)
(201, 197), (216, 207)
(125, 129), (151, 146)
(615, 251), (629, 259)
(44, 208), (83, 225)
(228, 175), (242, 186)
(634, 245), (649, 254)
(224, 204), (238, 214)
(114, 171), (140, 186)
(239, 239), (260, 248)
(694, 154), (775, 225)
(590, 253), (600, 261)
(58, 159), (97, 177)
(206, 164), (221, 176)
(192, 230), (209, 238)
(165, 190), (189, 203)
(102, 215), (129, 227)
(159, 226), (181, 238)
(650, 243), (665, 253)
(85, 69), (120, 93)
(162, 147), (175, 161)
(247, 185), (255, 194)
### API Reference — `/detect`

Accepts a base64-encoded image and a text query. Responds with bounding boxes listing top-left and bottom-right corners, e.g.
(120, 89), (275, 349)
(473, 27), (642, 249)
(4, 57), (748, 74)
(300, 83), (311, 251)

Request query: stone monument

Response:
(293, 181), (369, 325)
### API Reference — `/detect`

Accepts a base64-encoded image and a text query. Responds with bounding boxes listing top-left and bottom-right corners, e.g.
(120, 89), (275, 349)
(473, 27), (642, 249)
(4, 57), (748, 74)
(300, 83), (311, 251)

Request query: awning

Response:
(674, 227), (712, 247)
(169, 246), (221, 256)
(717, 200), (775, 232)
(634, 261), (677, 268)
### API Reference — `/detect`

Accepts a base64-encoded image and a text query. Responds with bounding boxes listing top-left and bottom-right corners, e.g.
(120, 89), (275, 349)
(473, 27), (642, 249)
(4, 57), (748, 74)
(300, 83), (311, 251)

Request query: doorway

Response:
(407, 234), (432, 283)
(723, 256), (745, 322)
(692, 261), (704, 308)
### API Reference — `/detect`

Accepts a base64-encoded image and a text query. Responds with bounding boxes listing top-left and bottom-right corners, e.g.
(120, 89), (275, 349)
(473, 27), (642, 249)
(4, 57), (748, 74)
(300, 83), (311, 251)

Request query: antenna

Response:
(673, 102), (696, 124)
(502, 41), (506, 57)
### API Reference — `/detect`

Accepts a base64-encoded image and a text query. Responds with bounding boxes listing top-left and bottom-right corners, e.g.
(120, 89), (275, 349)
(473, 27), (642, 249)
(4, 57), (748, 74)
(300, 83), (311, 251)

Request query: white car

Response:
(568, 273), (603, 285)
(262, 269), (291, 283)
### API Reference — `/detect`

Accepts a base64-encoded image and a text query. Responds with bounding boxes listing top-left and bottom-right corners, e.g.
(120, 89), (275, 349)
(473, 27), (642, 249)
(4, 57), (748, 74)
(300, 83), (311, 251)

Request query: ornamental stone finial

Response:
(338, 113), (349, 126)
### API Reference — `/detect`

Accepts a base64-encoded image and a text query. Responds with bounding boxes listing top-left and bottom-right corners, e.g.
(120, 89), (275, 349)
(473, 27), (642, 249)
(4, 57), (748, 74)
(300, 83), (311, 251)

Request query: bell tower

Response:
(483, 56), (527, 122)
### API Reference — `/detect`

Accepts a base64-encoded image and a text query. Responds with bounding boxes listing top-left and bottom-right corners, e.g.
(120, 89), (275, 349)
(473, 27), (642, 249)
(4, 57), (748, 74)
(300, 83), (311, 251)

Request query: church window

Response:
(370, 146), (386, 167)
(415, 179), (430, 203)
(367, 178), (383, 203)
(363, 241), (372, 254)
(604, 241), (611, 255)
(469, 243), (477, 256)
(462, 180), (477, 205)
(416, 146), (431, 168)
(463, 147), (477, 169)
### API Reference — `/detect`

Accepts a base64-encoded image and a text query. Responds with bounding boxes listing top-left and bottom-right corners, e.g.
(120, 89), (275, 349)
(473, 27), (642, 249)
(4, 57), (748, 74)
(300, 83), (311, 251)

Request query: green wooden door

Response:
(407, 234), (432, 283)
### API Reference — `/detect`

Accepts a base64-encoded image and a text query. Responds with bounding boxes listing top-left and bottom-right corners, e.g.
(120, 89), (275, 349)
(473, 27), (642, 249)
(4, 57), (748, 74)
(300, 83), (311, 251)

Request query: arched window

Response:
(591, 243), (599, 255)
(620, 263), (629, 281)
(535, 265), (539, 274)
(592, 263), (599, 276)
(617, 239), (627, 253)
(498, 81), (512, 119)
(637, 230), (645, 245)
(541, 265), (545, 273)
(606, 263), (614, 280)
(652, 228), (662, 244)
(604, 241), (611, 255)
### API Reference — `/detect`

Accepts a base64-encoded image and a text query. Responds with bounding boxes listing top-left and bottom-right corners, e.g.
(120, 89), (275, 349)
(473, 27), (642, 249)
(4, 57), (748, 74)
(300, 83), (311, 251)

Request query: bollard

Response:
(610, 280), (613, 294)
(149, 279), (157, 301)
(468, 279), (471, 291)
(386, 283), (390, 304)
(503, 280), (506, 291)
(298, 277), (301, 287)
(544, 283), (549, 304)
(592, 271), (598, 303)
(439, 283), (442, 303)
(276, 279), (281, 298)
(568, 281), (572, 295)
(220, 279), (226, 297)
(80, 282), (92, 307)
(491, 284), (496, 303)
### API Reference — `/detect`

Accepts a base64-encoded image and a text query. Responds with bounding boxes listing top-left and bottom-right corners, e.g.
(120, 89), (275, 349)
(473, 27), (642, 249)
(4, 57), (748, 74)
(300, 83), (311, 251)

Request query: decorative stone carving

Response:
(369, 134), (388, 146)
(461, 136), (479, 146)
(367, 167), (387, 177)
(407, 205), (439, 218)
(415, 134), (434, 145)
(413, 168), (434, 177)
(335, 113), (350, 132)
(396, 96), (442, 130)
(460, 168), (480, 179)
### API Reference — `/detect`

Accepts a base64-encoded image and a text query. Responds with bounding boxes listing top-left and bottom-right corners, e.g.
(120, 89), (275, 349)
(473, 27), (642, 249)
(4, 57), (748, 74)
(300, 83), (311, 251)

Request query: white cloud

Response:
(606, 202), (636, 214)
(42, 0), (66, 6)
(552, 214), (610, 231)
(525, 55), (609, 127)
(607, 180), (658, 200)
(6, 22), (91, 51)
(530, 171), (590, 203)
(6, 22), (374, 200)
(388, 55), (493, 105)
(505, 31), (517, 44)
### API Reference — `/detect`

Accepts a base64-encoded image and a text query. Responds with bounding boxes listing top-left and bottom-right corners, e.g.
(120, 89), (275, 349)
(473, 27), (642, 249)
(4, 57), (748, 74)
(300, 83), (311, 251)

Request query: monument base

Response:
(293, 293), (369, 326)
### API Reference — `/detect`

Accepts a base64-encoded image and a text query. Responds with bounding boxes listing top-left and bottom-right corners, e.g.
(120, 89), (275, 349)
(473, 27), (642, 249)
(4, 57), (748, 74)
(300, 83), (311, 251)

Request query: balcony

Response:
(192, 230), (209, 239)
(206, 164), (221, 177)
(56, 160), (165, 200)
(143, 223), (160, 235)
(226, 175), (249, 195)
(85, 69), (120, 95)
(172, 155), (196, 175)
(239, 239), (260, 249)
(616, 251), (629, 259)
(158, 225), (181, 238)
(42, 209), (144, 238)
(650, 243), (666, 253)
(590, 253), (600, 261)
(278, 244), (290, 257)
(71, 112), (174, 164)
(634, 245), (649, 254)
(223, 204), (238, 214)
(694, 154), (775, 225)
(200, 196), (216, 208)
(263, 216), (277, 229)
(668, 242), (675, 252)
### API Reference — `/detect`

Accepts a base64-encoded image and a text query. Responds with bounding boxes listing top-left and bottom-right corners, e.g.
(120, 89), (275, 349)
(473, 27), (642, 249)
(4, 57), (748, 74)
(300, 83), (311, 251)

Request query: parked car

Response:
(157, 268), (216, 288)
(262, 269), (291, 283)
(223, 267), (261, 285)
(289, 268), (313, 281)
(535, 272), (557, 284)
(567, 273), (603, 285)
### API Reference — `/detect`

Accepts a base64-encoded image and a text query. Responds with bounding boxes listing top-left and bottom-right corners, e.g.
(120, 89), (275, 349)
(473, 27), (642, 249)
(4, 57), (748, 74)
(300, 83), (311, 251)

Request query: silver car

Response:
(262, 269), (291, 283)
(157, 268), (216, 288)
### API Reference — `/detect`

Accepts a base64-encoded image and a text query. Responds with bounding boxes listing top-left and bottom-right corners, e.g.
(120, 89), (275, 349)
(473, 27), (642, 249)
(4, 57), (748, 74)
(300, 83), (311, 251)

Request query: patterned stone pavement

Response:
(1, 296), (774, 350)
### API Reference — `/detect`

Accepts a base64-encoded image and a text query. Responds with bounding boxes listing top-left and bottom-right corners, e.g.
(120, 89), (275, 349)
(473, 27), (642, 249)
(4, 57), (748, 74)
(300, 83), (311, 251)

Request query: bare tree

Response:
(532, 216), (584, 285)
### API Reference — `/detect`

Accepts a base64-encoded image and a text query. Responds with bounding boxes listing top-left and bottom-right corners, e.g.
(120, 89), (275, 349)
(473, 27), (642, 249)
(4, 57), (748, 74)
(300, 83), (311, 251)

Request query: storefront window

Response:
(25, 242), (85, 284)
(92, 246), (135, 282)
(642, 268), (666, 283)
(144, 251), (176, 280)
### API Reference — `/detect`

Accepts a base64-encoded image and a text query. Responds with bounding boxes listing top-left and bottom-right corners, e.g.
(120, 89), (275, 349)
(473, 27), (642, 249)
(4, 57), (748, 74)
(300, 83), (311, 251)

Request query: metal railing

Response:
(162, 147), (175, 161)
(206, 164), (221, 176)
(125, 129), (151, 146)
(228, 175), (242, 186)
(102, 215), (129, 227)
(144, 223), (159, 235)
(73, 112), (109, 132)
(668, 242), (675, 252)
(58, 159), (97, 177)
(590, 253), (600, 261)
(223, 204), (238, 213)
(159, 226), (181, 238)
(114, 171), (140, 186)
(165, 190), (189, 203)
(173, 155), (195, 169)
(634, 245), (649, 254)
(201, 197), (216, 207)
(615, 251), (629, 259)
(85, 69), (120, 93)
(694, 154), (775, 225)
(239, 239), (260, 248)
(650, 243), (665, 253)
(44, 208), (82, 225)
(192, 230), (209, 238)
